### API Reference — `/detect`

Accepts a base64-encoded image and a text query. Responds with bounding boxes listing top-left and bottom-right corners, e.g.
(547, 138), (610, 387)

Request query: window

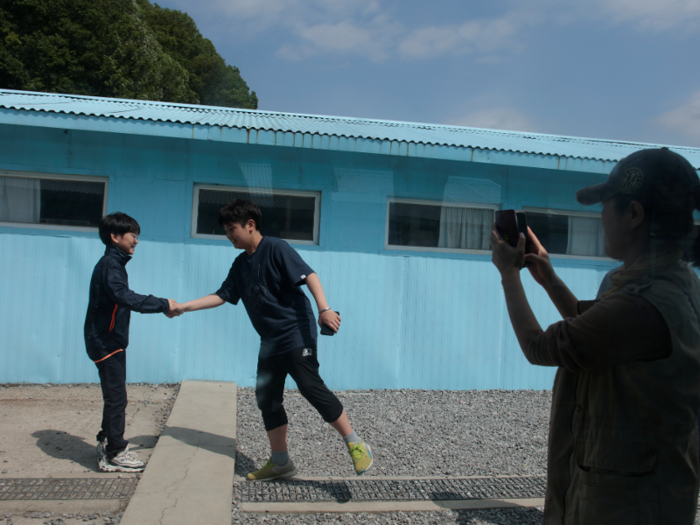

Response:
(192, 185), (320, 244)
(387, 199), (496, 251)
(524, 208), (606, 258)
(0, 172), (107, 230)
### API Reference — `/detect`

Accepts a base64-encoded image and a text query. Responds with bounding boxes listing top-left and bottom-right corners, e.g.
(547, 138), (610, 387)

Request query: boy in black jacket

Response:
(85, 212), (174, 472)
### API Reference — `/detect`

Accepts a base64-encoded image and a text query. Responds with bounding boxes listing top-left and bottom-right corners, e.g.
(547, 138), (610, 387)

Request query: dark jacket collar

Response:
(104, 245), (132, 266)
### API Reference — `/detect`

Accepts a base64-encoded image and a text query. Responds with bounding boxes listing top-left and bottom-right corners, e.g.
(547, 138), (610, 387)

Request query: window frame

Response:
(191, 183), (321, 245)
(522, 206), (610, 261)
(384, 197), (500, 254)
(0, 170), (108, 232)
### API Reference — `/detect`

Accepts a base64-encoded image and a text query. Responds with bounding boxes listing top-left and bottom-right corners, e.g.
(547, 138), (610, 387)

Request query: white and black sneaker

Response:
(96, 439), (114, 472)
(100, 445), (145, 473)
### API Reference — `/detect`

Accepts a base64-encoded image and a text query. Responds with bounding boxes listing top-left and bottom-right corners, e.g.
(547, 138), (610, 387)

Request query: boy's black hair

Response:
(218, 199), (262, 230)
(99, 212), (141, 246)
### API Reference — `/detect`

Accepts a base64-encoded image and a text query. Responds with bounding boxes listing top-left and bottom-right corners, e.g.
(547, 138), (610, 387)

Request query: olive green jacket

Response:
(545, 262), (700, 525)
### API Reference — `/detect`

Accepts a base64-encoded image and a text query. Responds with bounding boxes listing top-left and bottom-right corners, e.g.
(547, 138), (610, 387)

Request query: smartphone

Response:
(320, 311), (339, 336)
(495, 210), (520, 247)
(495, 210), (532, 263)
(515, 211), (533, 255)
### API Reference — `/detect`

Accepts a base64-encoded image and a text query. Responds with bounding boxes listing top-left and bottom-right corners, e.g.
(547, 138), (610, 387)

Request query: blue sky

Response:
(154, 0), (700, 147)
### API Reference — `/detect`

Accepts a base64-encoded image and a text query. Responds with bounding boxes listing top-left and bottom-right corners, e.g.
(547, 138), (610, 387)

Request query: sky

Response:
(153, 0), (700, 148)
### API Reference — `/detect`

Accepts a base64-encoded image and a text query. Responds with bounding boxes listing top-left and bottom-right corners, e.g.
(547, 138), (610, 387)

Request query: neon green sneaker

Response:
(246, 458), (298, 481)
(348, 441), (373, 475)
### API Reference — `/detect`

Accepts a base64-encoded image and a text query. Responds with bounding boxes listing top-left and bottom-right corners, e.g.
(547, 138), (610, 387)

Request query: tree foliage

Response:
(0, 0), (257, 108)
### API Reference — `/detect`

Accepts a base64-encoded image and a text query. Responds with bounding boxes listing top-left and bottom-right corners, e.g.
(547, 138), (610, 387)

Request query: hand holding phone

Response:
(494, 210), (532, 267)
(320, 311), (340, 336)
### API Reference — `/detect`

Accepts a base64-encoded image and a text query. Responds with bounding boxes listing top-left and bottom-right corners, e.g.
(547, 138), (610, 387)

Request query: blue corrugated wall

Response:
(0, 122), (621, 389)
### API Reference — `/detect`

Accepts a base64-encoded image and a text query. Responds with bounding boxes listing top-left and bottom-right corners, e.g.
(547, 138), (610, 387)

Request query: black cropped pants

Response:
(255, 346), (344, 431)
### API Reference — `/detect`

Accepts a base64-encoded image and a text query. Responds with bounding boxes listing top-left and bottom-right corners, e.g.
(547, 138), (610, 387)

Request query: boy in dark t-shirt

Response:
(172, 199), (372, 480)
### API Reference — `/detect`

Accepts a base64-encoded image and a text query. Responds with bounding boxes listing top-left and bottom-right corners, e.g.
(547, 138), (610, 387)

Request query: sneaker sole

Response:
(99, 459), (144, 473)
(98, 461), (117, 473)
(356, 444), (373, 476)
(247, 467), (298, 481)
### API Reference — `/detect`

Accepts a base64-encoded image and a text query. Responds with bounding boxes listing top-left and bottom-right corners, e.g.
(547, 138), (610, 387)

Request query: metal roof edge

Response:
(0, 107), (617, 174)
(0, 89), (698, 171)
(0, 88), (681, 147)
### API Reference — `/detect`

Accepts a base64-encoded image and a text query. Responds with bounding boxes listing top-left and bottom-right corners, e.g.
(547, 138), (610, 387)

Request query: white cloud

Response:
(205, 0), (382, 30)
(448, 108), (537, 133)
(656, 91), (700, 140)
(169, 0), (700, 64)
(182, 0), (536, 62)
(594, 0), (700, 32)
(397, 12), (529, 59)
(279, 15), (402, 61)
(278, 10), (534, 62)
(498, 0), (700, 32)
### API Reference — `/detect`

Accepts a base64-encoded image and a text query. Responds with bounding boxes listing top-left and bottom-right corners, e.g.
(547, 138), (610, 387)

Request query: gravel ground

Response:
(230, 508), (546, 525)
(233, 388), (552, 525)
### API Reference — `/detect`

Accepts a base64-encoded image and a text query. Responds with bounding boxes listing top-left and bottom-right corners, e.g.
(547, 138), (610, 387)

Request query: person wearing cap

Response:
(491, 147), (700, 524)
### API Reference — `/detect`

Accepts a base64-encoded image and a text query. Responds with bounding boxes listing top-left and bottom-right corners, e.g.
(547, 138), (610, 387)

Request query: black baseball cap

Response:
(576, 147), (700, 208)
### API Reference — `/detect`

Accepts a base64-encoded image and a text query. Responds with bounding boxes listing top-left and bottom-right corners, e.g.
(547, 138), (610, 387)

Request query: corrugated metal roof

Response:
(1, 89), (699, 167)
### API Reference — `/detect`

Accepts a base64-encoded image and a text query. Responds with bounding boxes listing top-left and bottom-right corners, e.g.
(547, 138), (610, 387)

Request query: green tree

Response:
(0, 0), (257, 108)
(137, 0), (258, 109)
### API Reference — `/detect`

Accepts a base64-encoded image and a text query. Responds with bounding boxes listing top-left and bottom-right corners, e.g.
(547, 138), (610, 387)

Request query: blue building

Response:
(1, 89), (699, 389)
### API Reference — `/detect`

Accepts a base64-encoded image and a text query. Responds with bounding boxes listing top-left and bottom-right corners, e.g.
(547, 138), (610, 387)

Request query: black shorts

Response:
(255, 345), (344, 431)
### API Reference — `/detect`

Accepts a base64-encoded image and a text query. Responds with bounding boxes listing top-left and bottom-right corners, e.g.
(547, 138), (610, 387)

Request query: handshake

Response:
(166, 299), (185, 319)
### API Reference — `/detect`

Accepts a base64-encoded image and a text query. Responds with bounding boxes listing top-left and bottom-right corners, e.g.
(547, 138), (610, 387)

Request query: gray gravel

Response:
(231, 507), (546, 525)
(233, 388), (552, 524)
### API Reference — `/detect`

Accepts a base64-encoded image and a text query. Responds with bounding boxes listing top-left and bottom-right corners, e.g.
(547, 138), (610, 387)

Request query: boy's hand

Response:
(319, 310), (341, 333)
(166, 299), (184, 318)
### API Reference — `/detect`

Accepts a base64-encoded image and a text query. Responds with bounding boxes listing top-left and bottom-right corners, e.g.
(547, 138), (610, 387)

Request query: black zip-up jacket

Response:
(84, 246), (169, 362)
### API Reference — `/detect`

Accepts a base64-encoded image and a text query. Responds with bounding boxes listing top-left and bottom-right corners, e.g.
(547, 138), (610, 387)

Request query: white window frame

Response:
(191, 184), (321, 245)
(385, 198), (499, 254)
(522, 206), (610, 261)
(0, 170), (108, 232)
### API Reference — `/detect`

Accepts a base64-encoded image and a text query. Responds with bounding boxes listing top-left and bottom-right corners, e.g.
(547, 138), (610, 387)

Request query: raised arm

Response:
(305, 273), (341, 333)
(523, 227), (578, 319)
(491, 229), (544, 352)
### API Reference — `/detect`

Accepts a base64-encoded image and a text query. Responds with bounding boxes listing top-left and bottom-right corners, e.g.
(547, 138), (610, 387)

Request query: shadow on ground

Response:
(31, 430), (157, 471)
(235, 450), (256, 477)
(452, 507), (545, 524)
(163, 426), (236, 459)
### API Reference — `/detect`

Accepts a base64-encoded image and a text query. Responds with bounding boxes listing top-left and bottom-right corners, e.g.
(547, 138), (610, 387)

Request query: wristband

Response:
(319, 307), (332, 314)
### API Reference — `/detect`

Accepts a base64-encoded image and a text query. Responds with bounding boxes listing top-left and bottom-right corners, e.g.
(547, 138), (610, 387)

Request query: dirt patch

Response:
(0, 383), (178, 478)
(0, 383), (179, 525)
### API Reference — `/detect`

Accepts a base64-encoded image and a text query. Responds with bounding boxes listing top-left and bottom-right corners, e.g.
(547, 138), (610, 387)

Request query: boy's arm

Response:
(305, 273), (341, 333)
(176, 293), (225, 315)
(105, 264), (170, 314)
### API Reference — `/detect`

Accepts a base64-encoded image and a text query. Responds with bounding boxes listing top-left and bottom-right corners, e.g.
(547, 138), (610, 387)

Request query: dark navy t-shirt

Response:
(215, 237), (317, 357)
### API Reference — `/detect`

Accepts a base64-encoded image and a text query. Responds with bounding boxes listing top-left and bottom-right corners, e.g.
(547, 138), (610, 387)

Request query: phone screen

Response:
(495, 210), (519, 247)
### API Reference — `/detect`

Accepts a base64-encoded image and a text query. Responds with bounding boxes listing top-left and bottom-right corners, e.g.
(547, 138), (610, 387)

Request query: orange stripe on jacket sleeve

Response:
(109, 304), (118, 332)
(93, 349), (124, 364)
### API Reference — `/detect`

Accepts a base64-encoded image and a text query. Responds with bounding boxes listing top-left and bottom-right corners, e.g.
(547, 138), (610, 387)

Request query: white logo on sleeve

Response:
(301, 274), (306, 280)
(302, 348), (313, 357)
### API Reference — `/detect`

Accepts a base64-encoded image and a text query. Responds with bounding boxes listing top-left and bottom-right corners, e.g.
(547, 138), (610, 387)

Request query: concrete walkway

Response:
(119, 381), (237, 525)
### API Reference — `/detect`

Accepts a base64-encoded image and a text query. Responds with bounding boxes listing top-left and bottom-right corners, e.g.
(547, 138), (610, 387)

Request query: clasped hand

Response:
(165, 299), (185, 319)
